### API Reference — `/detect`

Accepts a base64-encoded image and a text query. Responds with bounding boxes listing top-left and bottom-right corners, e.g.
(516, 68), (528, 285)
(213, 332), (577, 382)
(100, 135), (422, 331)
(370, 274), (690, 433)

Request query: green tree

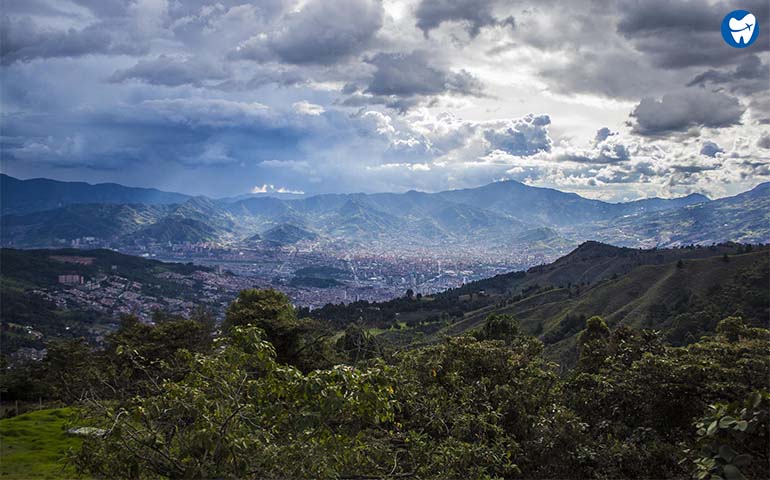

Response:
(41, 339), (104, 403)
(475, 313), (520, 344)
(576, 316), (611, 372)
(223, 289), (334, 371)
(337, 322), (380, 364)
(74, 326), (399, 479)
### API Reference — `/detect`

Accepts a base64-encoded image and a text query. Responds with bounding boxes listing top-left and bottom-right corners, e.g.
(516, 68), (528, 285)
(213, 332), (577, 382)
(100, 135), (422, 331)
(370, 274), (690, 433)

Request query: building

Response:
(58, 274), (84, 285)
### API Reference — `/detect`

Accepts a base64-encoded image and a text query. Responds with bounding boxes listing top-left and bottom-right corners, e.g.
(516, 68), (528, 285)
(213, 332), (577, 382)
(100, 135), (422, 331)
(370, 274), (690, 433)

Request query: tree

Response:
(42, 339), (104, 402)
(223, 289), (335, 371)
(223, 289), (296, 333)
(104, 313), (215, 397)
(475, 313), (520, 344)
(337, 323), (381, 364)
(576, 316), (611, 372)
(74, 326), (400, 479)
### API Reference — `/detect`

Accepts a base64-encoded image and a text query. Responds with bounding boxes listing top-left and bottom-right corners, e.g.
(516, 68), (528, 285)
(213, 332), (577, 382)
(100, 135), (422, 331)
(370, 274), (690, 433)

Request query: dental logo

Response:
(721, 10), (759, 48)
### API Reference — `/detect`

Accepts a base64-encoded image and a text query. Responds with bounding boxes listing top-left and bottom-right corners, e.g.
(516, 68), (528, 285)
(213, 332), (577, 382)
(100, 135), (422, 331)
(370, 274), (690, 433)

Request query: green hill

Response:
(0, 203), (168, 247)
(126, 216), (218, 244)
(438, 248), (767, 364)
(0, 408), (81, 479)
(306, 242), (768, 365)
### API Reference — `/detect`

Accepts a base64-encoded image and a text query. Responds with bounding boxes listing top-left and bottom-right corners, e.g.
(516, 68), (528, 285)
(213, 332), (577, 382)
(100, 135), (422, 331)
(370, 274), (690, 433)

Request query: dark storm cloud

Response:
(2, 98), (311, 170)
(360, 51), (483, 107)
(0, 16), (143, 65)
(2, 0), (768, 197)
(230, 0), (383, 65)
(414, 0), (514, 37)
(687, 55), (770, 96)
(559, 143), (631, 164)
(483, 114), (552, 156)
(539, 50), (671, 100)
(630, 89), (745, 136)
(595, 127), (615, 144)
(109, 56), (230, 87)
(700, 141), (724, 157)
(617, 0), (770, 69)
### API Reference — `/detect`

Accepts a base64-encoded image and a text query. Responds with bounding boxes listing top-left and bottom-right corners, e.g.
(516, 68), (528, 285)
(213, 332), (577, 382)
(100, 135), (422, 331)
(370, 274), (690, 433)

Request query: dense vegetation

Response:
(1, 244), (768, 479)
(1, 286), (768, 479)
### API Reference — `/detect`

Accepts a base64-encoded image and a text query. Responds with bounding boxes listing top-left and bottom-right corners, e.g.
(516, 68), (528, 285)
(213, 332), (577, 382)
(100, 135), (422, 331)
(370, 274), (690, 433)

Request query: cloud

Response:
(414, 0), (513, 37)
(230, 0), (383, 65)
(292, 101), (325, 116)
(251, 184), (305, 195)
(595, 127), (615, 145)
(699, 141), (724, 158)
(616, 0), (770, 69)
(0, 16), (143, 65)
(3, 0), (769, 200)
(630, 89), (745, 136)
(558, 143), (630, 165)
(109, 55), (230, 86)
(182, 143), (238, 166)
(129, 98), (272, 129)
(352, 51), (483, 110)
(687, 55), (770, 97)
(483, 114), (551, 156)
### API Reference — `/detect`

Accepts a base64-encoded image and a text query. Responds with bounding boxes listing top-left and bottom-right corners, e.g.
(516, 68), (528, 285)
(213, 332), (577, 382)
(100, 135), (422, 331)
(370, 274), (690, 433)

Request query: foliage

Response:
(223, 288), (337, 371)
(73, 326), (399, 479)
(685, 392), (769, 480)
(4, 287), (769, 480)
(392, 335), (584, 478)
(563, 316), (770, 479)
(474, 313), (521, 344)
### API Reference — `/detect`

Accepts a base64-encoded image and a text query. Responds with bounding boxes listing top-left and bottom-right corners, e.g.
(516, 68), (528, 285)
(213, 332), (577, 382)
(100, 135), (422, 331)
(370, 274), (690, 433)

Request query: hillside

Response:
(0, 174), (189, 215)
(262, 223), (318, 245)
(439, 246), (768, 364)
(306, 242), (769, 365)
(126, 217), (218, 244)
(0, 204), (169, 247)
(0, 248), (213, 352)
(594, 182), (770, 247)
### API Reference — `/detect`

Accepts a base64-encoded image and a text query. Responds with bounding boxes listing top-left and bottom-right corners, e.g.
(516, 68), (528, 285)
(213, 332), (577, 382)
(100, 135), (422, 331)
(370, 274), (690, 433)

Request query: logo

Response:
(721, 10), (759, 48)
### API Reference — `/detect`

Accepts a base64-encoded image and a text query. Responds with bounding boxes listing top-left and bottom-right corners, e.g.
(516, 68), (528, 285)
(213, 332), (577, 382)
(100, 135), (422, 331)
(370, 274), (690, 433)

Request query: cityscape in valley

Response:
(1, 0), (769, 478)
(2, 172), (768, 357)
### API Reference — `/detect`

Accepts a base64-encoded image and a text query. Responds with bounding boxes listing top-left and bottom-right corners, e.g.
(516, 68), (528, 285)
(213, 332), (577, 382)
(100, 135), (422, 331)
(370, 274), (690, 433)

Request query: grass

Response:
(0, 408), (82, 479)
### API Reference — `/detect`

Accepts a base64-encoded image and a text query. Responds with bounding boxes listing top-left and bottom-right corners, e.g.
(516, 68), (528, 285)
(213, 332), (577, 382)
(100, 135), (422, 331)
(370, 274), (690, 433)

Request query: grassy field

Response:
(0, 408), (81, 479)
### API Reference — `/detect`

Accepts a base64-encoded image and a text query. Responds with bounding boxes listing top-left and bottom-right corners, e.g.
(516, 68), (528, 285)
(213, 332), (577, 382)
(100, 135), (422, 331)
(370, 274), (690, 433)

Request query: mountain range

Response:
(1, 174), (767, 252)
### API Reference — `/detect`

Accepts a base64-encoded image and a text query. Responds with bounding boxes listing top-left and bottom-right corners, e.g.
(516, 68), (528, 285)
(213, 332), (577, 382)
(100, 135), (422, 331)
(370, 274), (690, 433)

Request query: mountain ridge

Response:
(1, 174), (767, 252)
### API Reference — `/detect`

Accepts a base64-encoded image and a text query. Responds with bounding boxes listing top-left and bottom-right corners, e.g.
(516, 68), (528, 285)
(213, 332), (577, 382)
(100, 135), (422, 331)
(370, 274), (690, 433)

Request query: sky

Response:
(1, 0), (769, 201)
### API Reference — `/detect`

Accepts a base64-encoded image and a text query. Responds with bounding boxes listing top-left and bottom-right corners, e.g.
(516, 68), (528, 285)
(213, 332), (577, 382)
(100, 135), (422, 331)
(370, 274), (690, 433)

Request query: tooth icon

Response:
(729, 13), (756, 44)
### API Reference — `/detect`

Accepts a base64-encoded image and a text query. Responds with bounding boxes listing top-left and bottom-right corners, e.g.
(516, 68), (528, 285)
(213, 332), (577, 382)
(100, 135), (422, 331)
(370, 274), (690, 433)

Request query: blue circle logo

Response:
(721, 10), (759, 48)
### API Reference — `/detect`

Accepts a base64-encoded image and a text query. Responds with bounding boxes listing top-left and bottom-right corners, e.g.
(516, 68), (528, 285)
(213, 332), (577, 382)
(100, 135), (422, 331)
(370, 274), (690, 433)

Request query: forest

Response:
(2, 285), (768, 479)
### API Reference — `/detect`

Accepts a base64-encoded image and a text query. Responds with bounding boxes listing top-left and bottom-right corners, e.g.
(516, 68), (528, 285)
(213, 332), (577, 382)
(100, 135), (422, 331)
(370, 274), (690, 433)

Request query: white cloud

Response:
(251, 184), (305, 194)
(292, 100), (325, 116)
